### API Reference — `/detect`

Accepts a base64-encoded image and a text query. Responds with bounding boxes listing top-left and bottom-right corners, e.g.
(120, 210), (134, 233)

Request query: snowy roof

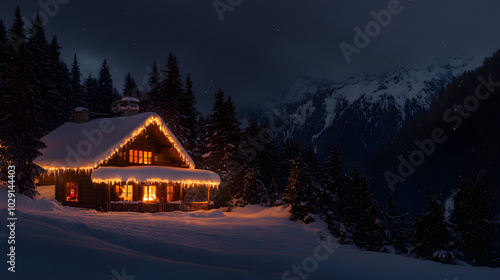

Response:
(91, 166), (220, 185)
(121, 97), (140, 103)
(35, 112), (195, 169)
(74, 107), (89, 112)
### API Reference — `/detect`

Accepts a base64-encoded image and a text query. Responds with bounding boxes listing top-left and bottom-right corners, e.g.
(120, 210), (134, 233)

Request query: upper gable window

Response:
(128, 149), (152, 164)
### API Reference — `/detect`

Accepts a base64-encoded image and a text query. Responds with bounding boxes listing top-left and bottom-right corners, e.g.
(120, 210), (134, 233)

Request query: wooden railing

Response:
(107, 201), (208, 212)
(181, 202), (209, 211)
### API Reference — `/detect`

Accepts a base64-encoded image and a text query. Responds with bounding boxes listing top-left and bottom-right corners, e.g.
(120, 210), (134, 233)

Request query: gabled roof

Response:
(35, 112), (195, 170)
(91, 166), (220, 185)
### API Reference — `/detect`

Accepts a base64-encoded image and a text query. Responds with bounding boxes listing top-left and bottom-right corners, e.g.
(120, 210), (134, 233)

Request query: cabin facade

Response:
(35, 110), (220, 212)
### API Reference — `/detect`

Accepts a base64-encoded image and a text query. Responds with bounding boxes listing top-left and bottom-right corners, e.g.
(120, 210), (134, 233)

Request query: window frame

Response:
(128, 149), (153, 165)
(65, 182), (78, 202)
(116, 184), (133, 201)
(143, 185), (157, 202)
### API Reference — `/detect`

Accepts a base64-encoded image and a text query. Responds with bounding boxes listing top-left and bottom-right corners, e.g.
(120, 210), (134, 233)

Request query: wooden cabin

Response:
(34, 109), (220, 212)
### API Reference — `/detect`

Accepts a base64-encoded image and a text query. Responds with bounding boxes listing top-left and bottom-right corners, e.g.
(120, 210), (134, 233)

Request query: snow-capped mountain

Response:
(259, 56), (484, 163)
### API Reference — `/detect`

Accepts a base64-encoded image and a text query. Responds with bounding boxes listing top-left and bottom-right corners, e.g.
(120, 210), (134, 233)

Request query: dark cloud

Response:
(2, 0), (500, 114)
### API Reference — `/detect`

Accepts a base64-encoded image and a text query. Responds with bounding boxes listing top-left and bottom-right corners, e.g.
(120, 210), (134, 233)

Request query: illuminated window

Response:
(166, 186), (174, 201)
(143, 185), (157, 202)
(116, 185), (133, 201)
(65, 182), (78, 202)
(128, 149), (152, 165)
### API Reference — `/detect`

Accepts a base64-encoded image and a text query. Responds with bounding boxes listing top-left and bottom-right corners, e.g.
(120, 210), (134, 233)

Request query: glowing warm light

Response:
(91, 178), (219, 189)
(40, 115), (196, 173)
(142, 185), (157, 202)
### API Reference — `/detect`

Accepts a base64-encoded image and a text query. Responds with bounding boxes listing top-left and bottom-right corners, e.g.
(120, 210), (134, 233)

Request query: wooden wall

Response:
(55, 171), (95, 209)
(101, 123), (190, 168)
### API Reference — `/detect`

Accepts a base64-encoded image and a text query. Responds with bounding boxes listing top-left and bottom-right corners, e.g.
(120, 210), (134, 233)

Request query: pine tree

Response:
(356, 202), (385, 251)
(338, 164), (370, 245)
(47, 36), (70, 127)
(147, 60), (162, 91)
(279, 139), (301, 193)
(97, 59), (115, 114)
(204, 89), (242, 206)
(451, 172), (495, 266)
(204, 89), (228, 172)
(0, 7), (45, 198)
(0, 19), (9, 133)
(267, 177), (280, 206)
(123, 72), (141, 99)
(383, 193), (413, 254)
(301, 143), (320, 215)
(242, 167), (267, 206)
(83, 73), (99, 112)
(242, 119), (278, 190)
(179, 73), (200, 161)
(413, 191), (454, 263)
(283, 155), (315, 223)
(320, 145), (344, 233)
(196, 115), (208, 168)
(70, 53), (85, 108)
(26, 12), (52, 133)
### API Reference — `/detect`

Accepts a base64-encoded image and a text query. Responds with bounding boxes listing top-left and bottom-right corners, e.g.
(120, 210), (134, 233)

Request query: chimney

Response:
(75, 107), (89, 123)
(118, 97), (140, 117)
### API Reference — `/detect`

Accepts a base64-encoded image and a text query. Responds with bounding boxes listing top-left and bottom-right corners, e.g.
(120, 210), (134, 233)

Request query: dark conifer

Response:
(83, 73), (99, 112)
(451, 172), (495, 266)
(283, 156), (310, 222)
(97, 59), (115, 113)
(383, 193), (413, 254)
(0, 7), (45, 198)
(320, 145), (344, 233)
(123, 72), (141, 99)
(413, 191), (454, 263)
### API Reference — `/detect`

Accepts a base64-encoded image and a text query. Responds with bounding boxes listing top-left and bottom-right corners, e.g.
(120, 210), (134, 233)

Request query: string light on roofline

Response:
(91, 177), (219, 188)
(41, 115), (195, 173)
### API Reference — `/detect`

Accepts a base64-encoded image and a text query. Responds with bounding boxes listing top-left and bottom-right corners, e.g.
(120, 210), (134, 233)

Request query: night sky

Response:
(1, 0), (500, 114)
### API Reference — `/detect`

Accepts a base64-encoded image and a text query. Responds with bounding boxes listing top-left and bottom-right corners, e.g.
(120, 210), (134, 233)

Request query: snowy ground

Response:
(0, 185), (499, 280)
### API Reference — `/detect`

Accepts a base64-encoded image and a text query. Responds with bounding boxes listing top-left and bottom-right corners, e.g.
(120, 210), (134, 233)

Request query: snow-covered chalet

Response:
(35, 107), (220, 212)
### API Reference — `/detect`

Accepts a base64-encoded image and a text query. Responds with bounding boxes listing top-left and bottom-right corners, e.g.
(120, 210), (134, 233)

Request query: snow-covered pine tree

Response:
(278, 139), (301, 193)
(413, 191), (454, 263)
(283, 155), (315, 223)
(267, 177), (280, 206)
(196, 115), (208, 168)
(204, 89), (242, 206)
(242, 119), (279, 193)
(320, 145), (344, 234)
(204, 89), (228, 172)
(83, 73), (99, 112)
(356, 202), (385, 251)
(241, 167), (267, 206)
(338, 164), (370, 245)
(0, 7), (45, 197)
(451, 172), (495, 266)
(302, 143), (320, 216)
(382, 193), (413, 255)
(97, 59), (116, 114)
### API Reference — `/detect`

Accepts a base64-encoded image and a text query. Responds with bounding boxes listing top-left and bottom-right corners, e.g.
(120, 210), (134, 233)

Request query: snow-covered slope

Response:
(260, 56), (483, 162)
(1, 185), (499, 280)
